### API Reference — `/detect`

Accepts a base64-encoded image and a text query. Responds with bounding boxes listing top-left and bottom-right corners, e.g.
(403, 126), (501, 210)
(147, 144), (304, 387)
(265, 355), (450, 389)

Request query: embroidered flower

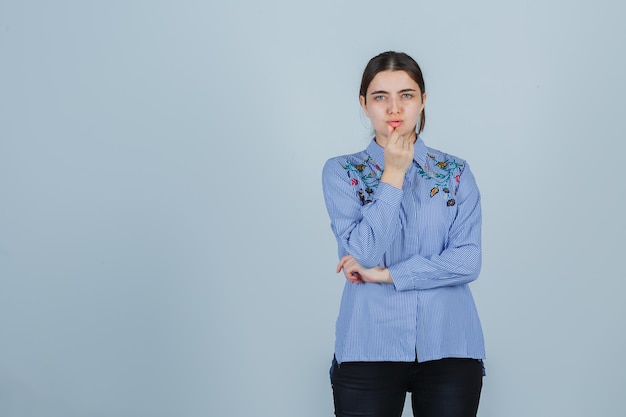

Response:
(343, 153), (384, 204)
(414, 155), (464, 207)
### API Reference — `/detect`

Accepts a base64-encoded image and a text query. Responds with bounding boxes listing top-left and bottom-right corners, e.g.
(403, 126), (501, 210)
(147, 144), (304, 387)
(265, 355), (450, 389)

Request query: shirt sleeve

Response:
(322, 157), (404, 268)
(389, 162), (482, 291)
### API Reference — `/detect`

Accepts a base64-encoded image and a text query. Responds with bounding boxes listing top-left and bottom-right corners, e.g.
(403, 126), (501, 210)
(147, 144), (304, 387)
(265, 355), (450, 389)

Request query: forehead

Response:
(367, 70), (420, 93)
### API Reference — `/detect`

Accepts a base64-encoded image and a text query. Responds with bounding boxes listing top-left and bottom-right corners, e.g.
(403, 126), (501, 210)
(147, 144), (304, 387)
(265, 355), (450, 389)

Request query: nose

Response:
(388, 97), (401, 114)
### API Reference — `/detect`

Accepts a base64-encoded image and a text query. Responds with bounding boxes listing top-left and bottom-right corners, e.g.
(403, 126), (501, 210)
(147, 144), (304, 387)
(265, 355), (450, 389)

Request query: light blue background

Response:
(1, 1), (624, 416)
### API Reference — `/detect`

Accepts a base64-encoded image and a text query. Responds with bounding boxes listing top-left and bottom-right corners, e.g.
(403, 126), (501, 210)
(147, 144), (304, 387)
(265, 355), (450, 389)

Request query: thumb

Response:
(336, 255), (349, 273)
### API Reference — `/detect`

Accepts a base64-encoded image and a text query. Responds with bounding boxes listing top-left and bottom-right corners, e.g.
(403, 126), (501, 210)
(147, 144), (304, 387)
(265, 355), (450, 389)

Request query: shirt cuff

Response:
(389, 262), (415, 292)
(373, 182), (403, 207)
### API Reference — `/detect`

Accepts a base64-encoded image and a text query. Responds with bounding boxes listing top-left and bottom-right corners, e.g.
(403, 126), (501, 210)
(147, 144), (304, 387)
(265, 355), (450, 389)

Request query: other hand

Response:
(336, 255), (393, 284)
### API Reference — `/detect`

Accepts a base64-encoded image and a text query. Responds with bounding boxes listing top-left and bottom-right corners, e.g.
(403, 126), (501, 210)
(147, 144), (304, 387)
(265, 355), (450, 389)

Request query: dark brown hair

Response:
(359, 51), (426, 134)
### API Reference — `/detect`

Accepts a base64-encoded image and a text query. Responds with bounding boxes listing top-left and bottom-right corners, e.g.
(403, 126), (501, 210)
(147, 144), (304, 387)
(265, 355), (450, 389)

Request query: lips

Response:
(387, 120), (402, 128)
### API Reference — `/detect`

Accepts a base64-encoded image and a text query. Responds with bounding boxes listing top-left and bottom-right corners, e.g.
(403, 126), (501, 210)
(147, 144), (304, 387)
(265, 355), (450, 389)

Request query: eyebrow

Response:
(370, 88), (418, 95)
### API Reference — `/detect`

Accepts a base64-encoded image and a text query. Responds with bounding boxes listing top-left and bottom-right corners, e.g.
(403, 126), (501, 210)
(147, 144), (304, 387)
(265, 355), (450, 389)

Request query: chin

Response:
(401, 128), (417, 138)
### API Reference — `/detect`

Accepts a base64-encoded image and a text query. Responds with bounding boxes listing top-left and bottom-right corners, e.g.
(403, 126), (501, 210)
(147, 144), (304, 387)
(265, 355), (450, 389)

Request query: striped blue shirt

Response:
(322, 138), (485, 364)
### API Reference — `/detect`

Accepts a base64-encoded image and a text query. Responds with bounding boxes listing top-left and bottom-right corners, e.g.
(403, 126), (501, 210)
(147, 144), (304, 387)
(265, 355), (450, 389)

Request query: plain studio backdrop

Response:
(1, 1), (624, 416)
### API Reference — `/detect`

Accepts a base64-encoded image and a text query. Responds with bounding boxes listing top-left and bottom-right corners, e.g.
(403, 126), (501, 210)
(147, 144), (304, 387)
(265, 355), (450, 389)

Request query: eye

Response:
(373, 95), (386, 101)
(402, 93), (414, 99)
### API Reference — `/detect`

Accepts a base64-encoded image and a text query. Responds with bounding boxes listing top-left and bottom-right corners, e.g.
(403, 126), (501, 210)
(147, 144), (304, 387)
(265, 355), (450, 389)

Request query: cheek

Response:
(363, 109), (377, 123)
(410, 104), (423, 118)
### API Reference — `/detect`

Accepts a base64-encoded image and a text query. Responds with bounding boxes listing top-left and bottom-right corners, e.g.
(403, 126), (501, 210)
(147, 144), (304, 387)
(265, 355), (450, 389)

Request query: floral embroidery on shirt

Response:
(414, 153), (464, 207)
(343, 153), (383, 205)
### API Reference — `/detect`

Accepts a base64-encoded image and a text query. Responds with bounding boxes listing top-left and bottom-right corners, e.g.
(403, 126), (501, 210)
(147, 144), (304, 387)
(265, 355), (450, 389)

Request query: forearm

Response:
(389, 244), (481, 291)
(323, 160), (405, 267)
(334, 185), (403, 267)
(386, 161), (483, 291)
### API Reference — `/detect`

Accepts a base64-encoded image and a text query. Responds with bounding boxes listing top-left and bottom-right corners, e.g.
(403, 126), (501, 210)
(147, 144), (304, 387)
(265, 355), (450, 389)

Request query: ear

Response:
(359, 95), (369, 117)
(420, 92), (428, 113)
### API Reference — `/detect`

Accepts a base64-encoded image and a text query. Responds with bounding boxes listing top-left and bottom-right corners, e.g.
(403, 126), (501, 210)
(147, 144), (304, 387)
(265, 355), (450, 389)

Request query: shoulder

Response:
(418, 143), (478, 203)
(421, 144), (474, 180)
(324, 149), (369, 168)
(322, 149), (370, 177)
(423, 144), (468, 168)
(322, 148), (385, 206)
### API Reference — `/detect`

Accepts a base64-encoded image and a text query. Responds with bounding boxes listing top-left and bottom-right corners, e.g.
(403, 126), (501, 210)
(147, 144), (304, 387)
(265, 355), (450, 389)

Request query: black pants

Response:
(330, 357), (483, 417)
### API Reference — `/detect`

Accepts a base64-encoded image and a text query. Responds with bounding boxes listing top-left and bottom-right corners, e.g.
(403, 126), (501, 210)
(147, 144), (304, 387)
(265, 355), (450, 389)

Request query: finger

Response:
(343, 268), (358, 282)
(388, 126), (401, 144)
(341, 262), (357, 278)
(400, 131), (412, 145)
(347, 272), (363, 284)
(404, 136), (414, 151)
(401, 135), (414, 152)
(336, 255), (352, 273)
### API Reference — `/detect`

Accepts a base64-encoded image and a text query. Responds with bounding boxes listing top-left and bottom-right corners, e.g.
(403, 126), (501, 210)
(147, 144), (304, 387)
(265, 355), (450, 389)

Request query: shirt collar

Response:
(366, 136), (428, 168)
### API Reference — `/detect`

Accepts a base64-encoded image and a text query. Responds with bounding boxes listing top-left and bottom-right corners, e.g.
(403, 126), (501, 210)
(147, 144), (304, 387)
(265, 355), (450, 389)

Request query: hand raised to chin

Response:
(380, 125), (414, 188)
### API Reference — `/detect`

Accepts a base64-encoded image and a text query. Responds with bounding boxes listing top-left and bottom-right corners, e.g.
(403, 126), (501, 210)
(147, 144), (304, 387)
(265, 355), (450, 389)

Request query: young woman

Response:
(322, 51), (486, 417)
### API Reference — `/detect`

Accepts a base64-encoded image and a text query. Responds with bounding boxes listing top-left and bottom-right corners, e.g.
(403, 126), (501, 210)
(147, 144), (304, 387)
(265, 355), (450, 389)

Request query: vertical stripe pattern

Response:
(322, 138), (485, 364)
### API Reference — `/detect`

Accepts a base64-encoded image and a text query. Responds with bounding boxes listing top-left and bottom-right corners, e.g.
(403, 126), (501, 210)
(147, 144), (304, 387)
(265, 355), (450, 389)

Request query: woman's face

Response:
(360, 70), (426, 145)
